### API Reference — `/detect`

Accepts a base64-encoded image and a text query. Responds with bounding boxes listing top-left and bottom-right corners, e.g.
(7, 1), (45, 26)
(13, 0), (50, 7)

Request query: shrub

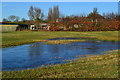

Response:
(49, 26), (61, 31)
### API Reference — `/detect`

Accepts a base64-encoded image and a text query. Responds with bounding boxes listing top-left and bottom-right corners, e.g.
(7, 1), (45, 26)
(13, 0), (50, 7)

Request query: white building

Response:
(30, 25), (36, 30)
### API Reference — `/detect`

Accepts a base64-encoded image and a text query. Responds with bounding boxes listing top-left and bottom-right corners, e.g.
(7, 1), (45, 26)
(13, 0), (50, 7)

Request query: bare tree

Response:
(28, 6), (44, 21)
(2, 18), (8, 22)
(103, 12), (117, 20)
(8, 15), (19, 22)
(79, 13), (87, 17)
(28, 6), (34, 20)
(53, 5), (60, 21)
(21, 18), (26, 22)
(88, 8), (104, 21)
(93, 8), (98, 14)
(48, 8), (53, 21)
(28, 6), (44, 28)
(41, 12), (44, 19)
(15, 16), (19, 22)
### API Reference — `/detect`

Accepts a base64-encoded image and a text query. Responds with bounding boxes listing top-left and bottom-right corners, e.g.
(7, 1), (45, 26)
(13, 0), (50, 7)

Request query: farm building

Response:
(40, 23), (51, 30)
(1, 22), (29, 31)
(29, 23), (49, 30)
(30, 25), (36, 30)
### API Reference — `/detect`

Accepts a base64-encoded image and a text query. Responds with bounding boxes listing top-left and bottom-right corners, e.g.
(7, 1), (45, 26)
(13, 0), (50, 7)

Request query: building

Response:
(1, 22), (29, 31)
(30, 25), (36, 30)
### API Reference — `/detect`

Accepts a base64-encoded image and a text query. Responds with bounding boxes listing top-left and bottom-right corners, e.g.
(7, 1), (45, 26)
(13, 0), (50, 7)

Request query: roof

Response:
(0, 22), (28, 26)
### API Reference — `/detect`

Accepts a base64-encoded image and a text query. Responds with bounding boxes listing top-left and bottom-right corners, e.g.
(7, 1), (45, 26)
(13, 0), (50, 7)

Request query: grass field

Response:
(2, 50), (119, 78)
(2, 31), (119, 47)
(2, 31), (119, 78)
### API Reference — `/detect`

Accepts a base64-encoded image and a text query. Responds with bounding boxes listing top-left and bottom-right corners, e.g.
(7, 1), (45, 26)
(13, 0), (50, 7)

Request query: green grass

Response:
(2, 31), (119, 78)
(2, 50), (119, 78)
(2, 31), (119, 47)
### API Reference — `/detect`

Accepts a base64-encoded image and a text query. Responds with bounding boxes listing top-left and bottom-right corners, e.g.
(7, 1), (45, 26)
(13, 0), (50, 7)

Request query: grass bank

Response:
(2, 31), (119, 47)
(2, 50), (119, 78)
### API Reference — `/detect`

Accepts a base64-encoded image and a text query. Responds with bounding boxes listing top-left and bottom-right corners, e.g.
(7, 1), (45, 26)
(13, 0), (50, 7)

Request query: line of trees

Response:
(2, 5), (119, 31)
(28, 5), (60, 22)
(2, 6), (119, 23)
(3, 15), (20, 22)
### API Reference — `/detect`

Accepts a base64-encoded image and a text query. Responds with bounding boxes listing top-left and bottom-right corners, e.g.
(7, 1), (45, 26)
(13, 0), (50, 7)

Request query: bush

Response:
(49, 26), (61, 31)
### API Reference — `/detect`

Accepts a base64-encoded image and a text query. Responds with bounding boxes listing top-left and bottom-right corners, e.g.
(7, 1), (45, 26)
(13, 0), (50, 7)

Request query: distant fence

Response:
(1, 25), (18, 31)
